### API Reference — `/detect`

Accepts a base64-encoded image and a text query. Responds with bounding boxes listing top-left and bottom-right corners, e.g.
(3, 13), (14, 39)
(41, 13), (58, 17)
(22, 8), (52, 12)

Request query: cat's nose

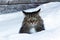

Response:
(31, 21), (34, 24)
(30, 20), (34, 24)
(31, 22), (34, 24)
(31, 20), (34, 22)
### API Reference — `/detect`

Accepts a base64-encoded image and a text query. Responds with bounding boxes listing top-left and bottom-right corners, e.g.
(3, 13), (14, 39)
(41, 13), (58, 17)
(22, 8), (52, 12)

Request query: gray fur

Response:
(19, 9), (45, 34)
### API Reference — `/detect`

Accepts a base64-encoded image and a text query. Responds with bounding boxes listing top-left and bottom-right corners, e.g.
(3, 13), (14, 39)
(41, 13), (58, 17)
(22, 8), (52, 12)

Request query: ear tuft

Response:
(22, 10), (26, 13)
(22, 10), (27, 15)
(36, 8), (41, 13)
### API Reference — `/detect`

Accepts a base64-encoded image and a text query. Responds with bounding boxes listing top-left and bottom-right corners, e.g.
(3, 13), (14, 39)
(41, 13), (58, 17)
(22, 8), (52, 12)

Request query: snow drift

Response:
(0, 2), (60, 40)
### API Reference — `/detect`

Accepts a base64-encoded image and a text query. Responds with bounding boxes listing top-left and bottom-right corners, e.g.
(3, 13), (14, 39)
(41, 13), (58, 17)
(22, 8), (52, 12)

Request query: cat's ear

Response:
(38, 8), (41, 12)
(22, 10), (27, 15)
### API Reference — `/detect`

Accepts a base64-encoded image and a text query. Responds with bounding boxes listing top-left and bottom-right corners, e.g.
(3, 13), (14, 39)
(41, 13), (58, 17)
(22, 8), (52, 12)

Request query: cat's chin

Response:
(29, 28), (36, 33)
(29, 23), (37, 27)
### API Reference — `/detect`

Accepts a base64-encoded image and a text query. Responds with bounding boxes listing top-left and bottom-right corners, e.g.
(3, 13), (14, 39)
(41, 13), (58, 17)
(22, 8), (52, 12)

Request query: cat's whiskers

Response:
(29, 23), (37, 27)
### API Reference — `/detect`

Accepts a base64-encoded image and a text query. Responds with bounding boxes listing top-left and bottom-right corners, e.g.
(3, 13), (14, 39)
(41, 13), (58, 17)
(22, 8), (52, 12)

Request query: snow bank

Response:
(0, 2), (60, 40)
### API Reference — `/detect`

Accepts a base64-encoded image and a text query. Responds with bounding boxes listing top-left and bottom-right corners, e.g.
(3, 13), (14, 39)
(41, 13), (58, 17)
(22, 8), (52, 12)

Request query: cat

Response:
(19, 9), (45, 34)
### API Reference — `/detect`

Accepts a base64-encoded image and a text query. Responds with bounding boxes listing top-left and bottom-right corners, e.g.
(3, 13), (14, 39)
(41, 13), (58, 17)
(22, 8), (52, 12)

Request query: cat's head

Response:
(22, 9), (41, 26)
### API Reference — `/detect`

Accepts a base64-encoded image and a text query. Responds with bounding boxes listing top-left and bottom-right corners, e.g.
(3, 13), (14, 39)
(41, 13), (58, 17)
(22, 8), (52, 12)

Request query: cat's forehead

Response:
(26, 14), (37, 17)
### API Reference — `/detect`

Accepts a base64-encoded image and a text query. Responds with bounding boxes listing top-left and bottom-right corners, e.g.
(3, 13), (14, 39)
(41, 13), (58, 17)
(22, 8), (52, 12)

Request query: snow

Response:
(0, 2), (60, 40)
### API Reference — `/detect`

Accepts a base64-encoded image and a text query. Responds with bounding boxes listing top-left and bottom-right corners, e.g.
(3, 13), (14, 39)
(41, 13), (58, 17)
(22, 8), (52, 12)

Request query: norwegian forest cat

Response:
(19, 9), (45, 34)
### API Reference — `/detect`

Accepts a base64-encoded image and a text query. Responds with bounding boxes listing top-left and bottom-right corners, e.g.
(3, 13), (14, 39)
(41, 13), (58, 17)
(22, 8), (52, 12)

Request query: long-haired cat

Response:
(19, 9), (45, 34)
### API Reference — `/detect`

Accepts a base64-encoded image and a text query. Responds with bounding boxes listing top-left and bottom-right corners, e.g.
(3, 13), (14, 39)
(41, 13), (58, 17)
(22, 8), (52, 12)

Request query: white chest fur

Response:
(30, 28), (36, 33)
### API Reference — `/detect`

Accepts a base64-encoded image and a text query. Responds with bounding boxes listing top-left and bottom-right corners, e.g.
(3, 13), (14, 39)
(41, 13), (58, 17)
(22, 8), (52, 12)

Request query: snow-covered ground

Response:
(0, 2), (60, 40)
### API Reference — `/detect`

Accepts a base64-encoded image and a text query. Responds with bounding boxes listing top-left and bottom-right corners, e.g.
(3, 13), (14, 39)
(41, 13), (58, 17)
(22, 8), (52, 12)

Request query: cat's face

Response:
(23, 9), (41, 27)
(26, 16), (39, 26)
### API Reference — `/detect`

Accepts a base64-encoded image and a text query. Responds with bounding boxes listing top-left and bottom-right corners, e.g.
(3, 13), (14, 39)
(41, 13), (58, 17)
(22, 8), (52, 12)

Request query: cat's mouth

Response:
(29, 23), (37, 27)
